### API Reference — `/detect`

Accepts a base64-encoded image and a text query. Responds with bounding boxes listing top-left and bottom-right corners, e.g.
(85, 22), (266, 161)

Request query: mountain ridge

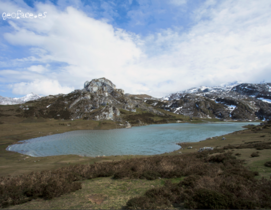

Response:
(1, 79), (271, 122)
(151, 82), (271, 121)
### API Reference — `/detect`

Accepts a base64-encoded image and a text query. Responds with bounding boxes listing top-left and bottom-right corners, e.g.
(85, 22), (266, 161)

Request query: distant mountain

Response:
(164, 82), (271, 101)
(154, 82), (271, 121)
(163, 81), (241, 100)
(0, 93), (41, 105)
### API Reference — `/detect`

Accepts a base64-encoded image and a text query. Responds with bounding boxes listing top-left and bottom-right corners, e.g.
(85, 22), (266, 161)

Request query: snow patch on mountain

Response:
(257, 98), (271, 104)
(174, 107), (182, 113)
(227, 105), (237, 112)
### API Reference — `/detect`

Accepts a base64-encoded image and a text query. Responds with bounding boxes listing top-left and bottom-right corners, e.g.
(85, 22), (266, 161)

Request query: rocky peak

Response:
(84, 77), (117, 94)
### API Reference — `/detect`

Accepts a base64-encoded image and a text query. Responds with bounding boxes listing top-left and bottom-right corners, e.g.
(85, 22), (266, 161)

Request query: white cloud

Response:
(27, 65), (48, 73)
(0, 0), (31, 14)
(11, 79), (74, 95)
(1, 0), (271, 97)
(4, 27), (45, 46)
(0, 69), (47, 82)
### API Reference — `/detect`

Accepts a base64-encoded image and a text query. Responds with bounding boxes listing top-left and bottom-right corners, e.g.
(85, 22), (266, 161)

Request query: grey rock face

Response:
(94, 105), (120, 121)
(84, 77), (117, 94)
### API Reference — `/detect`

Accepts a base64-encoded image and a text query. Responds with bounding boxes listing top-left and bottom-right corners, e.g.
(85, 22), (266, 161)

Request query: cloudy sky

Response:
(0, 0), (271, 98)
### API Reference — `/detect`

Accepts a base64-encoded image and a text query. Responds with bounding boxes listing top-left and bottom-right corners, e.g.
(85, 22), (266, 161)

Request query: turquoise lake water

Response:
(6, 122), (257, 157)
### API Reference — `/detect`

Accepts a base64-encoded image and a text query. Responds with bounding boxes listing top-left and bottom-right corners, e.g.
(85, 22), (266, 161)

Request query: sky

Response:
(0, 0), (271, 98)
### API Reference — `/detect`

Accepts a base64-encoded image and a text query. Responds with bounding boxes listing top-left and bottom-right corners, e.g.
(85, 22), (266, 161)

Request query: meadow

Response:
(0, 104), (271, 209)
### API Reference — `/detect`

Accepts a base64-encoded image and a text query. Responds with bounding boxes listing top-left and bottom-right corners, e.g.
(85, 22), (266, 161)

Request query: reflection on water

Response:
(6, 122), (257, 157)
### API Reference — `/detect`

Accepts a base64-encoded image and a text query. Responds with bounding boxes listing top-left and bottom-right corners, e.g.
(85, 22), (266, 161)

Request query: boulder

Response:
(198, 147), (214, 152)
(125, 121), (131, 128)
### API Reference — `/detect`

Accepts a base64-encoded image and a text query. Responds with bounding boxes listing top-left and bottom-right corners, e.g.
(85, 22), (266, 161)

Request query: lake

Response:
(6, 122), (257, 157)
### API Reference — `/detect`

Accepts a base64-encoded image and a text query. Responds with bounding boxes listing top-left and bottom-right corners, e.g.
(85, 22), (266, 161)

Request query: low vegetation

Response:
(124, 151), (271, 209)
(1, 147), (271, 209)
(223, 141), (271, 150)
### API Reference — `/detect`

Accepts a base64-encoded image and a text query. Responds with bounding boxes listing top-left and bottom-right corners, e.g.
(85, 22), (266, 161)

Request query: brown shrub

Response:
(187, 188), (231, 209)
(223, 144), (235, 150)
(251, 152), (260, 157)
(264, 161), (271, 167)
(208, 152), (236, 163)
(0, 170), (82, 208)
(224, 142), (271, 150)
(255, 143), (271, 150)
(1, 151), (271, 209)
(124, 152), (271, 209)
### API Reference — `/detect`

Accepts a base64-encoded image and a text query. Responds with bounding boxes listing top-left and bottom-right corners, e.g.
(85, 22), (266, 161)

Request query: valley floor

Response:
(0, 118), (270, 209)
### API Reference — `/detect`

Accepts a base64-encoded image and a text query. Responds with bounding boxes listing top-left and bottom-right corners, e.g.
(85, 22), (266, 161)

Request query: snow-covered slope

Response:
(163, 82), (271, 101)
(155, 82), (271, 121)
(163, 81), (241, 101)
(0, 93), (41, 105)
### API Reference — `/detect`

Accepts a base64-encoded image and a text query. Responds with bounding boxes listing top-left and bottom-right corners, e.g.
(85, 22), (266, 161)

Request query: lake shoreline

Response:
(7, 121), (259, 158)
(0, 118), (262, 177)
(8, 120), (259, 147)
(175, 124), (249, 150)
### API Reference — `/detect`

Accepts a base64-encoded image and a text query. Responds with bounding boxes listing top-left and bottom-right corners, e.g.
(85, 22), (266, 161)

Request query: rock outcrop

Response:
(14, 78), (166, 127)
(84, 78), (116, 94)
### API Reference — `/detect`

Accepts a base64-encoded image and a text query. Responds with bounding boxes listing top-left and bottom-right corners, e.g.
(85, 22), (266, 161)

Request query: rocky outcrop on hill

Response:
(15, 78), (166, 125)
